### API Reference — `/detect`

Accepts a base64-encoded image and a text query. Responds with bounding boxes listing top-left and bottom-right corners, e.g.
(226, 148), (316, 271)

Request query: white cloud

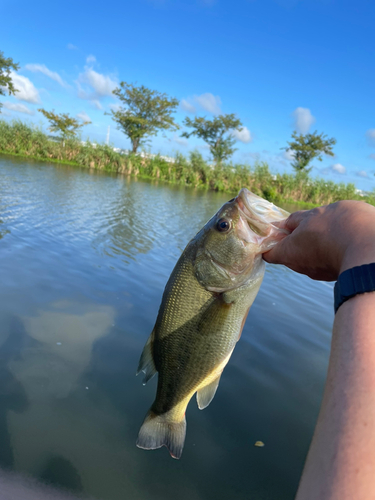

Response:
(10, 72), (40, 104)
(194, 93), (221, 114)
(2, 101), (35, 115)
(356, 170), (368, 178)
(366, 129), (375, 146)
(77, 68), (117, 99)
(241, 151), (260, 160)
(370, 153), (375, 161)
(283, 149), (295, 161)
(232, 126), (252, 144)
(181, 93), (221, 115)
(109, 102), (121, 112)
(91, 99), (103, 110)
(180, 99), (196, 114)
(67, 43), (77, 50)
(76, 111), (91, 122)
(331, 163), (346, 174)
(292, 107), (315, 134)
(86, 55), (96, 64)
(25, 64), (68, 88)
(172, 134), (188, 147)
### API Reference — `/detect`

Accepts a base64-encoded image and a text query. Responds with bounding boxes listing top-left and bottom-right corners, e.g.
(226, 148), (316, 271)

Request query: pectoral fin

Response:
(137, 332), (157, 385)
(196, 374), (222, 410)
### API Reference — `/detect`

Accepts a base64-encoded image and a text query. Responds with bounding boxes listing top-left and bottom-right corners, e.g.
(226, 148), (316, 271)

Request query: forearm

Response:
(296, 292), (375, 499)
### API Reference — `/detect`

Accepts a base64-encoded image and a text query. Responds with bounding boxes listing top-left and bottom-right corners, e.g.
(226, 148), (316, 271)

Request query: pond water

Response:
(0, 154), (334, 500)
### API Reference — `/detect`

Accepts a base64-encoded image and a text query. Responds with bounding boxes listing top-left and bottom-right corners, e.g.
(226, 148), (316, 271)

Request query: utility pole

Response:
(106, 125), (110, 145)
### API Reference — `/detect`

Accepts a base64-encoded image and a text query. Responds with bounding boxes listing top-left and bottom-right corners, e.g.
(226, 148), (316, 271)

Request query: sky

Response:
(1, 0), (375, 190)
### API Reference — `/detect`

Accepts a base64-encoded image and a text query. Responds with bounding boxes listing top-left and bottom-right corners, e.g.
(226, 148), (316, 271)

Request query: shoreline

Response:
(0, 150), (320, 209)
(1, 119), (373, 208)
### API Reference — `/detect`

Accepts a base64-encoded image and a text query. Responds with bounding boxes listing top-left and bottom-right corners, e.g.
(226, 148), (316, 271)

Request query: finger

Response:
(264, 210), (310, 264)
(270, 211), (307, 232)
(282, 210), (309, 232)
(262, 238), (290, 264)
(270, 218), (289, 230)
(262, 248), (277, 264)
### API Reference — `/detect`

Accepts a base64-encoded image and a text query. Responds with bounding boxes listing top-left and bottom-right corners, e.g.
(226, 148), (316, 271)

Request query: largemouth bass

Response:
(136, 188), (289, 459)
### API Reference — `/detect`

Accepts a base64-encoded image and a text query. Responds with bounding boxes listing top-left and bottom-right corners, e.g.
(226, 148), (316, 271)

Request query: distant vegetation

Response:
(0, 50), (20, 112)
(182, 114), (243, 165)
(0, 49), (370, 205)
(282, 131), (337, 173)
(107, 82), (180, 154)
(1, 119), (373, 207)
(38, 108), (91, 147)
(0, 50), (337, 171)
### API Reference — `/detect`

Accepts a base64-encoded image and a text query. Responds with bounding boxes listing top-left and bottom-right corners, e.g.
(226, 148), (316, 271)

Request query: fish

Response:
(136, 188), (289, 459)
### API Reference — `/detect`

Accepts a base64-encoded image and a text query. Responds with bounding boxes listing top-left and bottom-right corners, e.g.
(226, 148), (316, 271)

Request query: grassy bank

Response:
(1, 119), (374, 206)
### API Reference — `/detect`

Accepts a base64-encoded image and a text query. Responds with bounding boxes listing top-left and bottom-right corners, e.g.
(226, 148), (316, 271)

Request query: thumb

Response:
(281, 210), (308, 233)
(263, 211), (307, 264)
(262, 230), (293, 264)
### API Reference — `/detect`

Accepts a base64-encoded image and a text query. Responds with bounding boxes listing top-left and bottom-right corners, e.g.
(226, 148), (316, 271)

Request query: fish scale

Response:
(136, 189), (289, 459)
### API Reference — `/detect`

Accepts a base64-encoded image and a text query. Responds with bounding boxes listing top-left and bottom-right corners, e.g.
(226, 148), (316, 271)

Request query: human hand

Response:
(263, 200), (375, 281)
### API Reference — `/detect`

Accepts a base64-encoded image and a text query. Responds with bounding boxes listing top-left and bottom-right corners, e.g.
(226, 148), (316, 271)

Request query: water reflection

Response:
(40, 456), (83, 494)
(0, 155), (333, 500)
(91, 183), (156, 263)
(0, 218), (10, 240)
(6, 301), (115, 495)
(0, 317), (29, 468)
(17, 302), (114, 398)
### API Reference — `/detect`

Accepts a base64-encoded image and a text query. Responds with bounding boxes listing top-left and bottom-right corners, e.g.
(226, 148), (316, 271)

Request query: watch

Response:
(334, 263), (375, 313)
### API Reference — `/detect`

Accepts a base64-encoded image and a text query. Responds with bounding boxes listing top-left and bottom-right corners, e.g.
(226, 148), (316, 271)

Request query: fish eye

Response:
(216, 218), (231, 232)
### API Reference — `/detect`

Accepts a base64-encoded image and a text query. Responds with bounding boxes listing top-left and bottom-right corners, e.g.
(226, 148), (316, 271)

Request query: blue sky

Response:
(1, 0), (375, 190)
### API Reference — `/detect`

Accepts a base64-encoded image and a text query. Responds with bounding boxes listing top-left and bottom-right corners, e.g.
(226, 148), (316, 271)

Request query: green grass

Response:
(1, 119), (374, 206)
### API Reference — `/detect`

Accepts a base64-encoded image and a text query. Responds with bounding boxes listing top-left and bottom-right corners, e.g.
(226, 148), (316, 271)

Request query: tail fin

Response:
(136, 411), (186, 459)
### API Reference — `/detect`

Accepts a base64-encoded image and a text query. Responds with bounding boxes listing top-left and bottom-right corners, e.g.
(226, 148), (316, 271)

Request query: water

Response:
(0, 154), (333, 499)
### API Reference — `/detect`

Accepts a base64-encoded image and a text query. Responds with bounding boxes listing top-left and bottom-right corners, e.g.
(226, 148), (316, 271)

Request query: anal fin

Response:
(137, 332), (157, 385)
(196, 374), (221, 410)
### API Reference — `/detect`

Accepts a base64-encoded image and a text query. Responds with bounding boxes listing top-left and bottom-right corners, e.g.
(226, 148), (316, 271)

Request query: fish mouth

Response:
(236, 188), (290, 236)
(235, 188), (290, 251)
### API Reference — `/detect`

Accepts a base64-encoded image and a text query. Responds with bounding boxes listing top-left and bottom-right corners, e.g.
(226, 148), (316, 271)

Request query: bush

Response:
(0, 119), (373, 207)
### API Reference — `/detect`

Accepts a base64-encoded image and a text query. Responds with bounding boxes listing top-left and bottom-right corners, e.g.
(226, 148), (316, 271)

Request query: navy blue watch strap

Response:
(334, 263), (375, 314)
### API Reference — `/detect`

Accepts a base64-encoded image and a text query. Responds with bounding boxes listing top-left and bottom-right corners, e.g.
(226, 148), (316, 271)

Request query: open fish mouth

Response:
(236, 188), (289, 226)
(235, 188), (290, 250)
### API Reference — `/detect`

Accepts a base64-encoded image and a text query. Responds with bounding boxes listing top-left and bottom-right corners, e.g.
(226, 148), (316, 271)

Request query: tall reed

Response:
(0, 119), (373, 206)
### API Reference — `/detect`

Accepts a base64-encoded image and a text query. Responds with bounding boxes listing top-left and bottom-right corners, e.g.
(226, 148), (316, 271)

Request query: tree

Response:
(283, 131), (337, 173)
(181, 114), (243, 165)
(38, 108), (91, 146)
(108, 82), (179, 153)
(0, 50), (20, 112)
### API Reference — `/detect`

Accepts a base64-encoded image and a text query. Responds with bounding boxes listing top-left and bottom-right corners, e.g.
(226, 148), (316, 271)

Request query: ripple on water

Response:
(0, 156), (333, 500)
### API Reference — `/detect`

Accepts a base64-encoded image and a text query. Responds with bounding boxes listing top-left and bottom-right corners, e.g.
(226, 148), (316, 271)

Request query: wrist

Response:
(340, 243), (375, 275)
(334, 262), (375, 313)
